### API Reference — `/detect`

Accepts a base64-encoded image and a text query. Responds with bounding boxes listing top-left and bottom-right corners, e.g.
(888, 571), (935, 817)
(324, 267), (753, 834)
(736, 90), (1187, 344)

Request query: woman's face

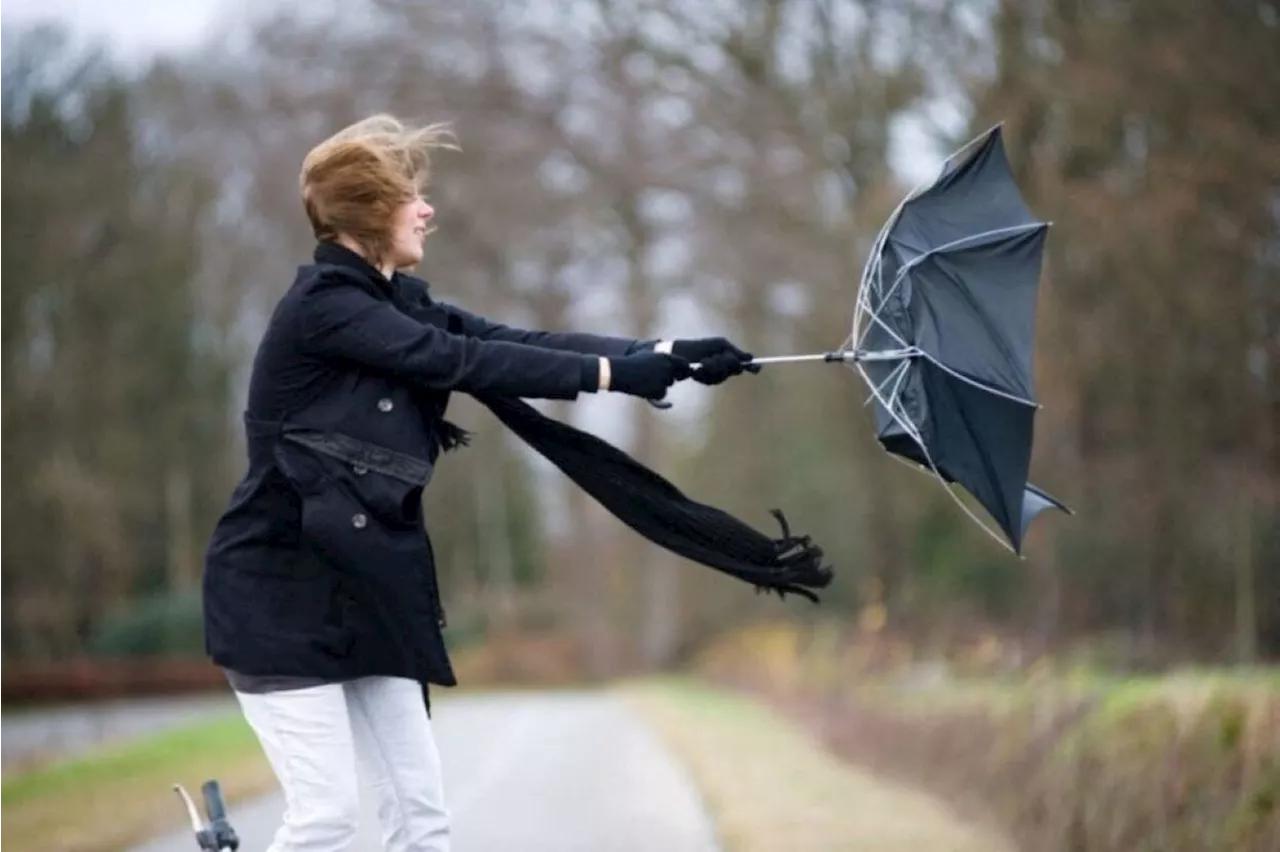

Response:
(387, 195), (435, 269)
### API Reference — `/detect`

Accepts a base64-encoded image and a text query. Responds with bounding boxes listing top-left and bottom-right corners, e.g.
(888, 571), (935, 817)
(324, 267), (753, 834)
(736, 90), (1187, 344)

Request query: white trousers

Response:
(233, 676), (449, 852)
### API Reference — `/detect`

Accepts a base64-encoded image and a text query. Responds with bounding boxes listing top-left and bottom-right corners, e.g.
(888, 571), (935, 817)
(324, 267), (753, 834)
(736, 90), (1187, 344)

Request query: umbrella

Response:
(753, 124), (1070, 553)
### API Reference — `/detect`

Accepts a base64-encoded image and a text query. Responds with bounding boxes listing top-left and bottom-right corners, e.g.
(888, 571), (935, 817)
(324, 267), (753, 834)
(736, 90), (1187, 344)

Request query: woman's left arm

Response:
(449, 304), (760, 385)
(396, 274), (656, 356)
(396, 276), (755, 383)
(445, 301), (658, 357)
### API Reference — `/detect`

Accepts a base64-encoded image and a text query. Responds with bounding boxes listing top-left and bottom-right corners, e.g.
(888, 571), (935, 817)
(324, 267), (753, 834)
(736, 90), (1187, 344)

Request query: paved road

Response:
(131, 691), (720, 852)
(3, 693), (236, 772)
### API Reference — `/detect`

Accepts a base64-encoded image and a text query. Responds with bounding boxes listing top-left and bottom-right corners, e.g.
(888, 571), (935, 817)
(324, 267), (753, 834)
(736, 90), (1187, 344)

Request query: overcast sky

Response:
(2, 0), (233, 58)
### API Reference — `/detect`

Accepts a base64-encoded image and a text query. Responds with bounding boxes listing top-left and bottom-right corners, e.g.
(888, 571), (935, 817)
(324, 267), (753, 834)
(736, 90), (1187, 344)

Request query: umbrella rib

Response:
(865, 355), (914, 409)
(860, 296), (913, 352)
(939, 271), (1031, 396)
(895, 222), (1047, 273)
(882, 223), (1046, 313)
(855, 355), (1020, 555)
(854, 168), (930, 350)
(854, 259), (913, 354)
(857, 254), (905, 351)
(858, 358), (1017, 554)
(916, 351), (1038, 408)
(855, 360), (925, 449)
(854, 252), (883, 346)
(884, 453), (1019, 555)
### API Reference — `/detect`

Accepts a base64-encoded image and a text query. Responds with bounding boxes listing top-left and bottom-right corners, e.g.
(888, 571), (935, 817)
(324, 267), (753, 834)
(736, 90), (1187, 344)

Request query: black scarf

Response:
(432, 393), (832, 603)
(480, 397), (832, 601)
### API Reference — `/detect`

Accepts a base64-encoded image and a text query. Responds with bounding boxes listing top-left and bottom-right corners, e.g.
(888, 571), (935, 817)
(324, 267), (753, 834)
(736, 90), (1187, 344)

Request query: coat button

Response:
(352, 463), (369, 476)
(352, 513), (368, 529)
(377, 398), (394, 412)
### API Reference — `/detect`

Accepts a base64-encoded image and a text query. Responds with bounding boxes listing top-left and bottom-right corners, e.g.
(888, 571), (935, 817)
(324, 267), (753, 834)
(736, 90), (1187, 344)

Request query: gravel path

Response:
(130, 690), (720, 852)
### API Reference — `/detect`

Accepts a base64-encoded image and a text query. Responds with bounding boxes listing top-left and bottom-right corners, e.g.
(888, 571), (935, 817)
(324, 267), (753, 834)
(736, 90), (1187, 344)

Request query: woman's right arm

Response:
(296, 270), (599, 400)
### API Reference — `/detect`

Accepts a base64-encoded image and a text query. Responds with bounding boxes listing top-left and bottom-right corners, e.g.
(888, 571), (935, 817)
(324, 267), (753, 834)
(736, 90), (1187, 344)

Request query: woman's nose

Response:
(420, 202), (435, 222)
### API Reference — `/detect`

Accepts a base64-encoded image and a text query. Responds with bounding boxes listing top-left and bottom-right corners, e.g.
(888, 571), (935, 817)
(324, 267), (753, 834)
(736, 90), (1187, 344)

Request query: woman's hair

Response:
(300, 114), (457, 264)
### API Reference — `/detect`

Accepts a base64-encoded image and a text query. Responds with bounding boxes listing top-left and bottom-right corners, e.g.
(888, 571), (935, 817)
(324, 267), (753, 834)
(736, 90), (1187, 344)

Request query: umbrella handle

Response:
(643, 351), (856, 410)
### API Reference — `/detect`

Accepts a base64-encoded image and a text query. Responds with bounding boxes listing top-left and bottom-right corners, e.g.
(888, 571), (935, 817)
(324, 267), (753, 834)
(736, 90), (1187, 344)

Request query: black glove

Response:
(609, 352), (693, 399)
(671, 337), (760, 386)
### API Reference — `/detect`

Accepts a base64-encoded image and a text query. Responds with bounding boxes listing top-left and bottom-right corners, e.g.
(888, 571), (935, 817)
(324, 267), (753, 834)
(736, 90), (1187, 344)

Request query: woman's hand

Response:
(605, 352), (693, 399)
(664, 337), (760, 385)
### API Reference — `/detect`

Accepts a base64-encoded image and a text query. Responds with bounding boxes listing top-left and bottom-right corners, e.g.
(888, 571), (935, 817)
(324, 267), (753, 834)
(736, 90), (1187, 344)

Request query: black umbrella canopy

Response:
(853, 124), (1069, 553)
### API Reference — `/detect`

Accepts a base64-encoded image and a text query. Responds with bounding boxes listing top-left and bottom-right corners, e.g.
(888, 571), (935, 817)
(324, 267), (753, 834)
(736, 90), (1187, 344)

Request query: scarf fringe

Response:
(437, 420), (473, 453)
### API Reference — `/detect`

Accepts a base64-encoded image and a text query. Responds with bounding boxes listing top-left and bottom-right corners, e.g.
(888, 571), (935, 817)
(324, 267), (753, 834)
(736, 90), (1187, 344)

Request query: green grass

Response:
(850, 665), (1280, 719)
(2, 712), (255, 805)
(2, 711), (276, 852)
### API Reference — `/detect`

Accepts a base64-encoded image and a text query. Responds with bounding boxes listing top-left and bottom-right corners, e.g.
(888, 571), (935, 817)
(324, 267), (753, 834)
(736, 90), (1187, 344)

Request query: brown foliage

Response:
(813, 688), (1280, 852)
(2, 658), (227, 704)
(3, 0), (1277, 669)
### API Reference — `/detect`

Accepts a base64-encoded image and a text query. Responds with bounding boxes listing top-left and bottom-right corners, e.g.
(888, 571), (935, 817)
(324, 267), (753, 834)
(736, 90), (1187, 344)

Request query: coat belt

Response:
(243, 416), (433, 486)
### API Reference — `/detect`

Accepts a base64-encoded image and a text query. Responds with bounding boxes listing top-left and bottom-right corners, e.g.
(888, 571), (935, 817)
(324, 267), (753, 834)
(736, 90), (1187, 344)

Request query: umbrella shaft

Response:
(747, 349), (914, 366)
(749, 353), (846, 365)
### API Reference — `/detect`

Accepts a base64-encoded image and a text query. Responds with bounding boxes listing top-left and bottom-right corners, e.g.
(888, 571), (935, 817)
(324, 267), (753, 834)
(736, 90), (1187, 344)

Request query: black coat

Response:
(202, 242), (648, 690)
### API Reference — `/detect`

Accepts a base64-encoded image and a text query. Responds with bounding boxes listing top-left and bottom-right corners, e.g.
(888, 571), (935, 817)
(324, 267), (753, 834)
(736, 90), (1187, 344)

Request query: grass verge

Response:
(696, 623), (1280, 852)
(621, 677), (1012, 852)
(2, 711), (275, 852)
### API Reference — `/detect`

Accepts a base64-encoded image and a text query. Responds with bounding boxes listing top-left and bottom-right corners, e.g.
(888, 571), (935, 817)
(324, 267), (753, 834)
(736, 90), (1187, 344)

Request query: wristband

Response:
(598, 356), (611, 391)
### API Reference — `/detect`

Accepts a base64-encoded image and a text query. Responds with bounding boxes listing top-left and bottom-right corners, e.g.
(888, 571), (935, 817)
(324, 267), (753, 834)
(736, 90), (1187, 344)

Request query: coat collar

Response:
(312, 241), (432, 303)
(313, 241), (396, 295)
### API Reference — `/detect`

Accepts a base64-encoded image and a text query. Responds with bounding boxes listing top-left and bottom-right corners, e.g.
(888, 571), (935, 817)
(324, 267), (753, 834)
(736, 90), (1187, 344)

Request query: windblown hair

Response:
(300, 114), (456, 264)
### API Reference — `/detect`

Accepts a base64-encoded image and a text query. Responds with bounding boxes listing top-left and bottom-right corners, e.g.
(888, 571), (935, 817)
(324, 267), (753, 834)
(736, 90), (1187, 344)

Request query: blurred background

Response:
(2, 0), (1277, 697)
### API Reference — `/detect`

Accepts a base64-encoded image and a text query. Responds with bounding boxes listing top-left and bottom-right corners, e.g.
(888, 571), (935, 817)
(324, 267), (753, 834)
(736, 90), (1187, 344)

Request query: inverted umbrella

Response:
(754, 124), (1069, 553)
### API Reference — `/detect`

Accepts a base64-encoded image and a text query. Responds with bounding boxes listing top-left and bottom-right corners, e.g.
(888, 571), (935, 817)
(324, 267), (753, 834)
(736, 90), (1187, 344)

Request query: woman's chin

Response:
(396, 251), (424, 270)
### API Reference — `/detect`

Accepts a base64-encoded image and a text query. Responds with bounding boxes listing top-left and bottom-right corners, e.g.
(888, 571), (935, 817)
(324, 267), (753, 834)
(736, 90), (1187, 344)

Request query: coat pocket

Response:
(273, 434), (430, 570)
(272, 432), (427, 532)
(294, 463), (424, 579)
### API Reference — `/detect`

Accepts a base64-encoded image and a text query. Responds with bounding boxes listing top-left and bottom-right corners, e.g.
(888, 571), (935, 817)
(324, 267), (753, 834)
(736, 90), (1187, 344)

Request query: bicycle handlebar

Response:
(172, 779), (239, 851)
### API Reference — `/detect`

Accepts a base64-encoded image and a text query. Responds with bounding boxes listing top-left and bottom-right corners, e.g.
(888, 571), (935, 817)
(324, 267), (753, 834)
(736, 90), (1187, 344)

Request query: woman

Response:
(201, 114), (756, 852)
